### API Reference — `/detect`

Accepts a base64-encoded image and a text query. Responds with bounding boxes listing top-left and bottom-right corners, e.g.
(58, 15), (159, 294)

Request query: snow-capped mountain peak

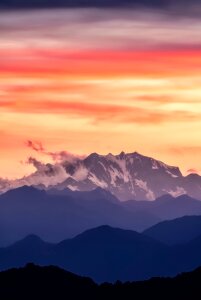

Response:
(49, 151), (197, 201)
(1, 151), (201, 201)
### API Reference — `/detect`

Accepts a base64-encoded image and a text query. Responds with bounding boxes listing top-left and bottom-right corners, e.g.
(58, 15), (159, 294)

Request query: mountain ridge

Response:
(1, 151), (201, 201)
(2, 224), (201, 283)
(143, 215), (201, 245)
(1, 184), (201, 246)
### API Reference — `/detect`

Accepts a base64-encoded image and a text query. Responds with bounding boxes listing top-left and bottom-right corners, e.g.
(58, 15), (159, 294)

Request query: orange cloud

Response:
(0, 100), (198, 125)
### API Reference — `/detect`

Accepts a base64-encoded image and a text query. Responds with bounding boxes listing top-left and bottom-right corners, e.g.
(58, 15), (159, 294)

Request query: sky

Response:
(0, 4), (201, 178)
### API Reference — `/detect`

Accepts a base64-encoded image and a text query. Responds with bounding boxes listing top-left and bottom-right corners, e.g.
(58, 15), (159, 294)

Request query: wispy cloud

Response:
(26, 140), (84, 163)
(0, 100), (199, 125)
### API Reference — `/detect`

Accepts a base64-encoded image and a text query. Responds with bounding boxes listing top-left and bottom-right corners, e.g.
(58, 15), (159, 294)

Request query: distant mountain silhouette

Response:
(123, 194), (201, 220)
(1, 263), (201, 300)
(1, 186), (201, 247)
(2, 223), (201, 284)
(2, 225), (201, 282)
(144, 216), (201, 245)
(0, 226), (169, 282)
(0, 186), (160, 247)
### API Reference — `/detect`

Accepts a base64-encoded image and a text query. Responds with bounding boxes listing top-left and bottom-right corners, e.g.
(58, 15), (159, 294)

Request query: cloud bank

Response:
(0, 9), (201, 51)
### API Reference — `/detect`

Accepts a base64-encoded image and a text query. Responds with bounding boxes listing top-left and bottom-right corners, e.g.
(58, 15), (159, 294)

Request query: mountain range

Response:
(1, 223), (201, 282)
(1, 186), (201, 246)
(1, 151), (201, 201)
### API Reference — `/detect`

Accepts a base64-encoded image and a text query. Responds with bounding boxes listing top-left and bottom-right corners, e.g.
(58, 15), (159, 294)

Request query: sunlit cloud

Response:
(0, 8), (201, 178)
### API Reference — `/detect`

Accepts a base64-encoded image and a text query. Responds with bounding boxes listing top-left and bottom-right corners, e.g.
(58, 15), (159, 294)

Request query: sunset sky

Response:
(0, 7), (201, 178)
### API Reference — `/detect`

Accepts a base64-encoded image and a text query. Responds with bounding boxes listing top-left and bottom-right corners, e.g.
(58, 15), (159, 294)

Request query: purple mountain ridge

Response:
(1, 151), (201, 201)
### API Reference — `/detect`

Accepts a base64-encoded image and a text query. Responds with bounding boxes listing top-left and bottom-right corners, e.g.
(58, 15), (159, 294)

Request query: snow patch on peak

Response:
(88, 173), (108, 189)
(98, 161), (107, 172)
(166, 170), (178, 178)
(168, 186), (186, 197)
(116, 158), (130, 183)
(106, 154), (130, 183)
(108, 166), (121, 186)
(151, 159), (159, 170)
(135, 179), (147, 190)
(135, 179), (155, 200)
(68, 185), (78, 191)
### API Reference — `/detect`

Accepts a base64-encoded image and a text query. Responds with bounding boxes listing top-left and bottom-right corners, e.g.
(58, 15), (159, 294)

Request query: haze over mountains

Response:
(1, 186), (201, 246)
(1, 152), (201, 201)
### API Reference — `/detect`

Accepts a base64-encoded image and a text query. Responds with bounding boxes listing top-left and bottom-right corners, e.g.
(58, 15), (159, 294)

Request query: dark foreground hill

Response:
(0, 263), (201, 300)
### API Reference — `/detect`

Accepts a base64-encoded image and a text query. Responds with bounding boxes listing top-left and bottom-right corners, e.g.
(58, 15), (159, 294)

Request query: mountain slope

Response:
(144, 216), (201, 245)
(123, 194), (201, 220)
(57, 151), (185, 201)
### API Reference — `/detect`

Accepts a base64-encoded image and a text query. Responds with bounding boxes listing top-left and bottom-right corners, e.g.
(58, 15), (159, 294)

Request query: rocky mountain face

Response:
(50, 151), (201, 201)
(1, 151), (201, 201)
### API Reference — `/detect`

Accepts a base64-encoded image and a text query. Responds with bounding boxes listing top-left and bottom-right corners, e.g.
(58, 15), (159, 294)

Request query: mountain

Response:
(1, 186), (201, 246)
(1, 264), (201, 300)
(123, 194), (201, 220)
(0, 186), (160, 247)
(53, 151), (187, 201)
(144, 216), (201, 245)
(53, 226), (169, 282)
(3, 225), (201, 283)
(2, 152), (201, 201)
(0, 235), (53, 270)
(0, 226), (170, 282)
